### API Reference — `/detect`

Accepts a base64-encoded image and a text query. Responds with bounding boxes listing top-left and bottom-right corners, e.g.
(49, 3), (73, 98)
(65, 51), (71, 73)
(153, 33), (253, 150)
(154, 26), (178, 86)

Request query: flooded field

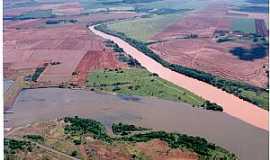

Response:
(5, 88), (268, 160)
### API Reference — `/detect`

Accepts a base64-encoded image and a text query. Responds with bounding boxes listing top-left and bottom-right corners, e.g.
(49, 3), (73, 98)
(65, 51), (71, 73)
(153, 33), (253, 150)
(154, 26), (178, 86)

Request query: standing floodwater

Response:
(4, 88), (268, 160)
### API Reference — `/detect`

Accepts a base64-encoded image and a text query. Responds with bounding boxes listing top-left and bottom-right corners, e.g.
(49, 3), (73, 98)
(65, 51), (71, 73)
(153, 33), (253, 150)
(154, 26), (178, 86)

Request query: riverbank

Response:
(89, 25), (268, 130)
(4, 88), (268, 160)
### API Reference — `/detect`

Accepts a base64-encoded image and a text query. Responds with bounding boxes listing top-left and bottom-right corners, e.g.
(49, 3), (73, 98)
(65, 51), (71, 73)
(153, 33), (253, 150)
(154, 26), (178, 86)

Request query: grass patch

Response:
(107, 13), (182, 42)
(14, 9), (55, 20)
(231, 18), (256, 33)
(87, 68), (204, 107)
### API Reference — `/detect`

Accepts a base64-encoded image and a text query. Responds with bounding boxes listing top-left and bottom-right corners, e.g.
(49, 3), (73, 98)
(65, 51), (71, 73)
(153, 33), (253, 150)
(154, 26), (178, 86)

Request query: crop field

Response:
(15, 9), (55, 19)
(255, 19), (268, 37)
(3, 24), (108, 84)
(149, 38), (268, 88)
(236, 6), (269, 13)
(151, 4), (232, 40)
(71, 50), (127, 86)
(107, 13), (183, 42)
(87, 68), (204, 106)
(80, 0), (208, 12)
(149, 2), (268, 89)
(138, 0), (209, 10)
(231, 18), (256, 33)
(74, 12), (142, 25)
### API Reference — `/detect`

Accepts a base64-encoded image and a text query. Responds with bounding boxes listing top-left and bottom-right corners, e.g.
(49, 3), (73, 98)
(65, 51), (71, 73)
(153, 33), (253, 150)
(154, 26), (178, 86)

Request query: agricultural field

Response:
(3, 0), (269, 159)
(71, 50), (127, 86)
(231, 18), (256, 33)
(148, 2), (269, 89)
(236, 6), (269, 13)
(79, 0), (209, 12)
(2, 0), (147, 109)
(255, 19), (268, 36)
(107, 13), (184, 42)
(4, 24), (105, 84)
(95, 1), (269, 109)
(101, 0), (213, 42)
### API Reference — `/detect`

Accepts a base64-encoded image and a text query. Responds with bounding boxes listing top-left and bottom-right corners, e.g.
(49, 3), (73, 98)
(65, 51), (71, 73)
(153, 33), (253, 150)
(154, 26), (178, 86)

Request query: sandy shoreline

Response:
(89, 25), (268, 130)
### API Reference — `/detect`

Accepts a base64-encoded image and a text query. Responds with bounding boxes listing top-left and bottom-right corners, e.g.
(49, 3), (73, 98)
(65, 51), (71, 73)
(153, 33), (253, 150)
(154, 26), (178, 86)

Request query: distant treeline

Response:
(4, 9), (56, 21)
(98, 0), (161, 5)
(94, 24), (269, 109)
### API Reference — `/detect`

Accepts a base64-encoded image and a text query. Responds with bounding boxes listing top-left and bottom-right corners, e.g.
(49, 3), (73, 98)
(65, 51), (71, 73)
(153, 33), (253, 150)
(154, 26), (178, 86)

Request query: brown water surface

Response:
(89, 26), (269, 130)
(4, 88), (268, 160)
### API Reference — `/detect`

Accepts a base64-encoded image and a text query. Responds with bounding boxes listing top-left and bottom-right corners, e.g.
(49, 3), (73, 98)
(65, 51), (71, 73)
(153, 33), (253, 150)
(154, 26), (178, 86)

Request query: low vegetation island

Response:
(5, 116), (239, 160)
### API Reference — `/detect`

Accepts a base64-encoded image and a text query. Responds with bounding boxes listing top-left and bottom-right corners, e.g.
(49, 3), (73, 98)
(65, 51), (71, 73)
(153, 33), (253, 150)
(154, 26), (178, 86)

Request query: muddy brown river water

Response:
(89, 25), (268, 131)
(4, 88), (268, 160)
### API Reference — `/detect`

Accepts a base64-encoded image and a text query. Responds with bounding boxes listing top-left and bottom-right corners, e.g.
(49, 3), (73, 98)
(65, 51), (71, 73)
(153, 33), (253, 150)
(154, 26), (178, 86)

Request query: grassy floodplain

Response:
(107, 13), (183, 42)
(87, 68), (204, 107)
(94, 24), (269, 110)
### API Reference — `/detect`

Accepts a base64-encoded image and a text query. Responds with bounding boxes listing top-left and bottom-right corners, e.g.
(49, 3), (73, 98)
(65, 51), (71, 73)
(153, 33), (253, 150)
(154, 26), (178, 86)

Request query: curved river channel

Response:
(89, 25), (268, 131)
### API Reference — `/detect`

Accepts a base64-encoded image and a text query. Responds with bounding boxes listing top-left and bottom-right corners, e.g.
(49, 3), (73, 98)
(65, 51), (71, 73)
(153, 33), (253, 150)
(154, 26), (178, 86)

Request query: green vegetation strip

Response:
(4, 138), (34, 157)
(94, 24), (269, 110)
(87, 68), (222, 111)
(112, 122), (149, 135)
(23, 135), (45, 143)
(63, 116), (239, 160)
(107, 13), (182, 42)
(31, 66), (46, 82)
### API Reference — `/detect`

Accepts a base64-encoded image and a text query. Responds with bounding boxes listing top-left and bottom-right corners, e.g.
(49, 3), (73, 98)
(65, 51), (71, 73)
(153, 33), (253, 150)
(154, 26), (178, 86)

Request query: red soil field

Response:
(4, 1), (82, 16)
(4, 19), (44, 29)
(71, 50), (127, 86)
(39, 2), (82, 15)
(3, 24), (109, 84)
(150, 38), (268, 88)
(150, 3), (268, 88)
(136, 139), (198, 160)
(151, 3), (231, 41)
(4, 63), (17, 80)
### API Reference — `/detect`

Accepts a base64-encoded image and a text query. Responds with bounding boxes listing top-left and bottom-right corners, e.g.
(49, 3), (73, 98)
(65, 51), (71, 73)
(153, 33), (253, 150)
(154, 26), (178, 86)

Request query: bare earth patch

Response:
(149, 3), (268, 88)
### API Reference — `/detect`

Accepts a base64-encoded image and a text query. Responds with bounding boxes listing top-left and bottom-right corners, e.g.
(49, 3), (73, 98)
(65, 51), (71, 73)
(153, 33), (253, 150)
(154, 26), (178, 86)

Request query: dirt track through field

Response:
(90, 25), (268, 131)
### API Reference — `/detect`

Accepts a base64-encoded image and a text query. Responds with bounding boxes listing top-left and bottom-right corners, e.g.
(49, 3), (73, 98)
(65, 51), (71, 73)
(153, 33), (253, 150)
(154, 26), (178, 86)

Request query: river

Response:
(4, 88), (269, 160)
(89, 25), (268, 131)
